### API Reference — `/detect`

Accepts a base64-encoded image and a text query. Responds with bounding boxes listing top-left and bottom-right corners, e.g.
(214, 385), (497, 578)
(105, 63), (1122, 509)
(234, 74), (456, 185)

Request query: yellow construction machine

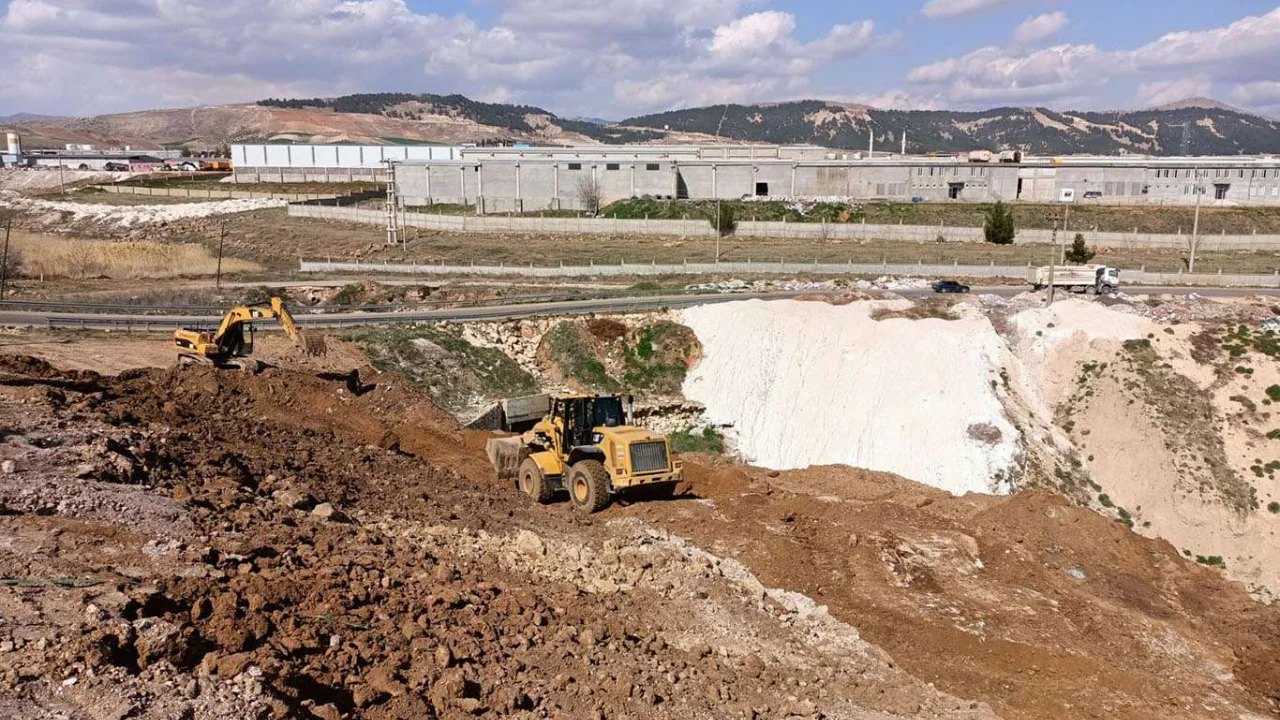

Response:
(172, 297), (326, 371)
(487, 394), (683, 512)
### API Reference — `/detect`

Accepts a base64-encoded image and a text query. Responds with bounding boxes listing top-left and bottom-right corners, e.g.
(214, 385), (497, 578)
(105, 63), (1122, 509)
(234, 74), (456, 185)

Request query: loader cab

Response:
(554, 395), (632, 450)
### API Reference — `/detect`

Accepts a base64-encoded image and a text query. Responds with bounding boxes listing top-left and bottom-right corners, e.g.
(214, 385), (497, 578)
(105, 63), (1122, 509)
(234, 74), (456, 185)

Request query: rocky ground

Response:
(0, 331), (1278, 719)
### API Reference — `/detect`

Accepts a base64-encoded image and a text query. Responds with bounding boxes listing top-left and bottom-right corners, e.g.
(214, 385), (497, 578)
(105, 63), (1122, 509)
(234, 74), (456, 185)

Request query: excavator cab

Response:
(174, 297), (325, 371)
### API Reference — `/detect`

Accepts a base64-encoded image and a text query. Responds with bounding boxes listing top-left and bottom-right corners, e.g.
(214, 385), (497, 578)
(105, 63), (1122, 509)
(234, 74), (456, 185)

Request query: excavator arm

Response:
(269, 297), (326, 356)
(176, 297), (325, 367)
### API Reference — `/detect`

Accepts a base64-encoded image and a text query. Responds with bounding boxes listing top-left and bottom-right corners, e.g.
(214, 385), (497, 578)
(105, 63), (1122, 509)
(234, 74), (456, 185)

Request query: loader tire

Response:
(568, 460), (611, 513)
(518, 459), (554, 505)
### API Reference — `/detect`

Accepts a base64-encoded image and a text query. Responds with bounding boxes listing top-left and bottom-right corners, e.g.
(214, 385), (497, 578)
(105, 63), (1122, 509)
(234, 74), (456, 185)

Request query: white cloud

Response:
(907, 43), (1110, 106)
(1230, 81), (1280, 117)
(836, 89), (945, 111)
(1135, 76), (1213, 108)
(920, 0), (1028, 21)
(1012, 12), (1068, 48)
(1128, 8), (1280, 73)
(0, 0), (886, 117)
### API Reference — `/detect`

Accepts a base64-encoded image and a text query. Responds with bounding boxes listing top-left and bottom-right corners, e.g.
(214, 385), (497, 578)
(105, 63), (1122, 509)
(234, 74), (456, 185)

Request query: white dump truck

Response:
(1028, 265), (1120, 295)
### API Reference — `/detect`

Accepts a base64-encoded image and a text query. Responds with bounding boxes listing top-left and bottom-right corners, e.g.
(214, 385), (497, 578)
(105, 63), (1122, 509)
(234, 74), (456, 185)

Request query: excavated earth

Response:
(0, 351), (1277, 720)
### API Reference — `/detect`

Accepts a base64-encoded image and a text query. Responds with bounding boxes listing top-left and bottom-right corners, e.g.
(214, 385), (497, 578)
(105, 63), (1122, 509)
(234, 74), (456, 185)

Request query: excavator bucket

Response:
(486, 437), (526, 481)
(297, 331), (328, 357)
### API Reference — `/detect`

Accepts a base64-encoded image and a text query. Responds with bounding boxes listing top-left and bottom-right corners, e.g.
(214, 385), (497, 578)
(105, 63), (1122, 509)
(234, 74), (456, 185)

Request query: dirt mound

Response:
(617, 461), (1280, 720)
(0, 358), (993, 719)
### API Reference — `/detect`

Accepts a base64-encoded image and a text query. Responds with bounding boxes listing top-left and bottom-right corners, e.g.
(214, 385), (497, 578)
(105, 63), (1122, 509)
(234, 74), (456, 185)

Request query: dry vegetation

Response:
(10, 234), (259, 280)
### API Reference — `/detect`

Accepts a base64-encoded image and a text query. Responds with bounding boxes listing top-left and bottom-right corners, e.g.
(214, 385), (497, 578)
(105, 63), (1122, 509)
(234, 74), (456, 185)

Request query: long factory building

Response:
(230, 143), (1280, 210)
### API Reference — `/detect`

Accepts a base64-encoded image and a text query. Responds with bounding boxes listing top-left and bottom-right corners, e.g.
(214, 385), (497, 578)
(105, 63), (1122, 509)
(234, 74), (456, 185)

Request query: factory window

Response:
(929, 167), (935, 176)
(606, 163), (620, 171)
(1239, 169), (1245, 178)
(567, 163), (582, 170)
(646, 163), (660, 171)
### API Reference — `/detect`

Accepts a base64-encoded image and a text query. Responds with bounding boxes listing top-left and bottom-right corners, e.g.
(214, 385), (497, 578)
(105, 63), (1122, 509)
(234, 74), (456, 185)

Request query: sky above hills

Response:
(1, 0), (1278, 119)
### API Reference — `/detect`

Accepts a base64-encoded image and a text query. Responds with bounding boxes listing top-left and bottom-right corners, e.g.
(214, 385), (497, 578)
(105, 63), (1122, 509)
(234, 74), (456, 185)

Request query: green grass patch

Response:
(544, 322), (620, 392)
(620, 320), (699, 395)
(1121, 338), (1257, 513)
(342, 325), (537, 415)
(670, 427), (726, 454)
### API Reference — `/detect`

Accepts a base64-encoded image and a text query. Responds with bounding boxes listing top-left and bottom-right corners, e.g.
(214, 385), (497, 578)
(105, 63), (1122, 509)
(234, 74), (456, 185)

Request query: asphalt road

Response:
(1, 286), (1276, 330)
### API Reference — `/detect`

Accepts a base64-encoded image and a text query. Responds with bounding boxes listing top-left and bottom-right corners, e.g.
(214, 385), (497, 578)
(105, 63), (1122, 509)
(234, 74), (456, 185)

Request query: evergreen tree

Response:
(983, 201), (1015, 245)
(1065, 233), (1096, 264)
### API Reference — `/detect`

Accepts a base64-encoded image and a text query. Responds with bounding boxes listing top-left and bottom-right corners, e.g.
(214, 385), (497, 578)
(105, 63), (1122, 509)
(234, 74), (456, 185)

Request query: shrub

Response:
(709, 202), (737, 237)
(1064, 233), (1096, 264)
(1267, 385), (1280, 402)
(1195, 555), (1226, 568)
(1098, 493), (1114, 508)
(670, 427), (726, 454)
(982, 201), (1015, 245)
(1268, 501), (1280, 513)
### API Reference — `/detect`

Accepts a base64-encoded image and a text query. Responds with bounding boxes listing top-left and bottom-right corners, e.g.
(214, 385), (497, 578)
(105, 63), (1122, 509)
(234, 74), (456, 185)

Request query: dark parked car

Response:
(932, 280), (970, 294)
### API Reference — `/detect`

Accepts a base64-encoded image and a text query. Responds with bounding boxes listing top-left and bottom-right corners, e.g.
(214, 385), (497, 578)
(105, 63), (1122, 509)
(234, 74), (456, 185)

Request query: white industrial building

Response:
(228, 142), (1280, 210)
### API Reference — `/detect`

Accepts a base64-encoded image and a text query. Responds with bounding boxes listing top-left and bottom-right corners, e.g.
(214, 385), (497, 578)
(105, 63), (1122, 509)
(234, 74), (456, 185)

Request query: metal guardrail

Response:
(0, 288), (704, 316)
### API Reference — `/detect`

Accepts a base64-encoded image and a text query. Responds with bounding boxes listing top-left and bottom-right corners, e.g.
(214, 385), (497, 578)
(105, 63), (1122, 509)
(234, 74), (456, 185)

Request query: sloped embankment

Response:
(682, 295), (1280, 597)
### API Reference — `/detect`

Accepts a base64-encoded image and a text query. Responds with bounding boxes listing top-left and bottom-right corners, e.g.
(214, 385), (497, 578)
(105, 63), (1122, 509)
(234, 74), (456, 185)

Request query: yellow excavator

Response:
(487, 394), (683, 513)
(172, 297), (326, 371)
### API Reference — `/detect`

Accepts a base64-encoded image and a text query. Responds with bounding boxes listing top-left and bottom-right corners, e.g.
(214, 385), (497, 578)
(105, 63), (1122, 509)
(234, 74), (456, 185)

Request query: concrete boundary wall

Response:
(289, 204), (716, 237)
(297, 258), (1280, 288)
(289, 203), (1280, 251)
(737, 221), (1280, 251)
(101, 185), (339, 203)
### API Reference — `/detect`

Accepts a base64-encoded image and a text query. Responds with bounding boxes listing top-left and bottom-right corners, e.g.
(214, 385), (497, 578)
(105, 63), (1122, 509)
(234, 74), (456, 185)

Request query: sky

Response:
(1, 0), (1279, 119)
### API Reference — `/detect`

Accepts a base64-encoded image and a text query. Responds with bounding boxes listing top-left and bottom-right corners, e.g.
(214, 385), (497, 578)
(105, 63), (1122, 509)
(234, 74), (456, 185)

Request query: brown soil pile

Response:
(0, 356), (990, 719)
(619, 460), (1280, 720)
(2, 352), (1278, 720)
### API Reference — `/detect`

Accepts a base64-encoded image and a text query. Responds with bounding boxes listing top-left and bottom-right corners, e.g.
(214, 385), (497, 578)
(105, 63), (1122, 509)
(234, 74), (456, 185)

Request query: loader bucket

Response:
(486, 437), (526, 480)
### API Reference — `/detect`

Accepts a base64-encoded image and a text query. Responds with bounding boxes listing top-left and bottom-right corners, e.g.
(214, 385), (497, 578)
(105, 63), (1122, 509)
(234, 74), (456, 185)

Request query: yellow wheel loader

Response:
(487, 394), (683, 513)
(172, 297), (326, 371)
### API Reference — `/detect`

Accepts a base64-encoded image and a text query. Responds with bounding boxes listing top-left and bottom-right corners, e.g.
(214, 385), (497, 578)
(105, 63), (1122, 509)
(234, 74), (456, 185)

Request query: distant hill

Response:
(0, 113), (67, 125)
(256, 94), (662, 144)
(6, 94), (1278, 155)
(621, 99), (1280, 155)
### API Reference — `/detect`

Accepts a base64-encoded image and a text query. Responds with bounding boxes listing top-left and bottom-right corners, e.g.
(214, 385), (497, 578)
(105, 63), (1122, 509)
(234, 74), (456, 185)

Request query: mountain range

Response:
(3, 94), (1278, 156)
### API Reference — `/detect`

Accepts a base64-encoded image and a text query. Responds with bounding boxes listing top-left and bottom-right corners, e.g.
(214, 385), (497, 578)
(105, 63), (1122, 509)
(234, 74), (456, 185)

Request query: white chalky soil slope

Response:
(683, 299), (1019, 495)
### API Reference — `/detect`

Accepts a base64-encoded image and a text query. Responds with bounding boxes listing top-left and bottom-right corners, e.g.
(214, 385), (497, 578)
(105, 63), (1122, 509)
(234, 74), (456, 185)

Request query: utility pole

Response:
(901, 130), (906, 156)
(385, 160), (400, 246)
(1061, 203), (1070, 263)
(215, 220), (225, 290)
(1046, 220), (1059, 306)
(58, 163), (66, 194)
(0, 217), (10, 300)
(1189, 165), (1202, 273)
(715, 200), (722, 263)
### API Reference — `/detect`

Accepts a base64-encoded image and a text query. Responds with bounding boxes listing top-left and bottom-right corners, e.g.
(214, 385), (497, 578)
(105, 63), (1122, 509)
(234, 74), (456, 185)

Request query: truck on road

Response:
(1028, 265), (1120, 295)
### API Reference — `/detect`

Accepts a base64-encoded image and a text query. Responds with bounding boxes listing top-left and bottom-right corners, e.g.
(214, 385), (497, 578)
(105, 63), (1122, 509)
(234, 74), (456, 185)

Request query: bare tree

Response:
(575, 175), (602, 216)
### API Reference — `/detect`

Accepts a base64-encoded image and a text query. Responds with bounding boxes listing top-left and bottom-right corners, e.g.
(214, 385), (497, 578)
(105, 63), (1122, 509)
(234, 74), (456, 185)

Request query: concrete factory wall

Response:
(392, 160), (1280, 209)
(394, 161), (679, 211)
(233, 141), (1280, 209)
(287, 203), (1280, 251)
